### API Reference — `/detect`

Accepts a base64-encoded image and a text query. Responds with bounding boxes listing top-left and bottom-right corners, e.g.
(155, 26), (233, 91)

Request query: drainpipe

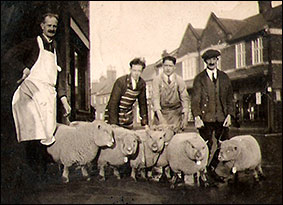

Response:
(265, 26), (273, 133)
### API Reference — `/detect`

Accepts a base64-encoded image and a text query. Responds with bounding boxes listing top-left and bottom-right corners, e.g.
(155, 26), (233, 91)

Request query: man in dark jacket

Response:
(104, 57), (149, 129)
(191, 49), (234, 178)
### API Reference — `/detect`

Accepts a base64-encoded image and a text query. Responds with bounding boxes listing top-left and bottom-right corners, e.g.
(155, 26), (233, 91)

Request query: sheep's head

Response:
(145, 130), (166, 153)
(120, 132), (140, 156)
(92, 121), (114, 147)
(218, 140), (240, 162)
(184, 136), (208, 166)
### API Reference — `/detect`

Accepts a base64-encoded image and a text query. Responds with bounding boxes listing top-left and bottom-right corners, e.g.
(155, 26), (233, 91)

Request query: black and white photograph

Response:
(1, 1), (282, 204)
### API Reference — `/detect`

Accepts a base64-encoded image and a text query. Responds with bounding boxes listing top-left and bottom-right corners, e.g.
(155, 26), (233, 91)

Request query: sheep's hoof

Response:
(149, 176), (160, 182)
(62, 177), (69, 183)
(170, 184), (175, 189)
(86, 177), (91, 181)
(98, 175), (105, 181)
(130, 176), (137, 182)
(204, 182), (210, 188)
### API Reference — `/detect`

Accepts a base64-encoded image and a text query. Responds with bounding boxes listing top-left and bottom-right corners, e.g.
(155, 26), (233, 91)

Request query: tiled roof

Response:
(229, 4), (282, 41)
(141, 63), (156, 81)
(177, 24), (203, 58)
(91, 79), (114, 95)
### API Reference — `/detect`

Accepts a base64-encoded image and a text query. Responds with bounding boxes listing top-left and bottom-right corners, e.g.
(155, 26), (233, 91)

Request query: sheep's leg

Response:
(184, 174), (194, 186)
(98, 163), (106, 181)
(62, 166), (70, 183)
(200, 168), (209, 187)
(140, 168), (146, 179)
(169, 173), (177, 189)
(130, 167), (137, 181)
(256, 164), (265, 180)
(196, 171), (200, 187)
(152, 166), (163, 182)
(113, 167), (121, 180)
(147, 170), (153, 178)
(81, 166), (91, 181)
(164, 166), (171, 180)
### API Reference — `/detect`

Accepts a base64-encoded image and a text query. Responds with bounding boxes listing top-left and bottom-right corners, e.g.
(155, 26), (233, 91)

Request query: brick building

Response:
(1, 1), (92, 123)
(176, 1), (282, 133)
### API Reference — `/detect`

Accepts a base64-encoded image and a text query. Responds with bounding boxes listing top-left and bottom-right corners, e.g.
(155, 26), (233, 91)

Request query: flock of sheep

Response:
(46, 120), (264, 188)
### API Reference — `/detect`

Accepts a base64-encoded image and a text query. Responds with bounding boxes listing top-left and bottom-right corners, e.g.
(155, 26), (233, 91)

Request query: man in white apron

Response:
(9, 13), (71, 176)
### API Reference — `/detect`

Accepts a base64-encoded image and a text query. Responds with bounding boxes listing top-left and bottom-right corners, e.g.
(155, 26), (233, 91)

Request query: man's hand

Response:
(194, 116), (204, 128)
(223, 114), (232, 127)
(156, 110), (167, 125)
(144, 125), (150, 131)
(17, 68), (30, 84)
(181, 112), (189, 129)
(61, 96), (71, 117)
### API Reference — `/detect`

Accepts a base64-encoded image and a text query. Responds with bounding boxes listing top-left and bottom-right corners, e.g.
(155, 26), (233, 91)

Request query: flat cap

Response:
(202, 49), (221, 60)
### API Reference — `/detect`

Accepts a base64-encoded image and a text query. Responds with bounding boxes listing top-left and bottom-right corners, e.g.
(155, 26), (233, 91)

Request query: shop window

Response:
(182, 57), (197, 80)
(242, 93), (267, 122)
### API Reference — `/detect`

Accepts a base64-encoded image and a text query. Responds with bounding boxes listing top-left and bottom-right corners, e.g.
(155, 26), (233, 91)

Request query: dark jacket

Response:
(2, 35), (66, 99)
(106, 74), (148, 126)
(191, 69), (234, 121)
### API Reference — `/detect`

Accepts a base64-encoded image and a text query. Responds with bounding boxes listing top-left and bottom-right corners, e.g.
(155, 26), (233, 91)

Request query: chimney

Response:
(258, 1), (272, 15)
(161, 49), (170, 58)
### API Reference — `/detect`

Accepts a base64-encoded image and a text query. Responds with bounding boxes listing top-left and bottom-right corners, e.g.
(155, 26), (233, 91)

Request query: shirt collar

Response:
(206, 68), (217, 79)
(162, 72), (175, 82)
(42, 33), (53, 43)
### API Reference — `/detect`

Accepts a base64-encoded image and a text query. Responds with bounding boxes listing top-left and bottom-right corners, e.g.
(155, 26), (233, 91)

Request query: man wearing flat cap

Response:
(191, 49), (234, 182)
(104, 57), (149, 130)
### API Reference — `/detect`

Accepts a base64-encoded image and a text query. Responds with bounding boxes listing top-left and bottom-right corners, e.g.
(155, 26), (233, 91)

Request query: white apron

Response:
(12, 36), (61, 145)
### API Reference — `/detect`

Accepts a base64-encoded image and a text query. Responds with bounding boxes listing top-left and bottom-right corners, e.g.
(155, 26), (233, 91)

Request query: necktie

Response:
(212, 73), (217, 84)
(167, 76), (171, 84)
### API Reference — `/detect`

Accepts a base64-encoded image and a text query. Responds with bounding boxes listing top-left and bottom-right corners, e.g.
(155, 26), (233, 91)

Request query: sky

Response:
(89, 1), (282, 82)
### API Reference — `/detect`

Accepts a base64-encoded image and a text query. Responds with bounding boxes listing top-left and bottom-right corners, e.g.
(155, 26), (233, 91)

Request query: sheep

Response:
(146, 125), (175, 182)
(166, 132), (209, 188)
(47, 120), (115, 183)
(97, 126), (141, 181)
(129, 129), (170, 181)
(216, 135), (264, 183)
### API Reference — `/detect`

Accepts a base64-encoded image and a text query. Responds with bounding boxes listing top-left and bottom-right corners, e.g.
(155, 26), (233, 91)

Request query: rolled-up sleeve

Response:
(177, 77), (189, 113)
(152, 77), (162, 111)
(138, 82), (148, 126)
(108, 79), (123, 125)
(191, 75), (202, 118)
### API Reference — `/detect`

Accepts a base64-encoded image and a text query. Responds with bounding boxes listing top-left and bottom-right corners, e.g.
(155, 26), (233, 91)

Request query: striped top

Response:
(104, 74), (148, 129)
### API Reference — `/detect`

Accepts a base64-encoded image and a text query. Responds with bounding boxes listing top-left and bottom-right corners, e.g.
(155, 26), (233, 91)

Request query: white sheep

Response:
(166, 132), (209, 188)
(47, 120), (115, 183)
(129, 128), (174, 181)
(216, 135), (264, 182)
(146, 125), (175, 182)
(97, 126), (140, 181)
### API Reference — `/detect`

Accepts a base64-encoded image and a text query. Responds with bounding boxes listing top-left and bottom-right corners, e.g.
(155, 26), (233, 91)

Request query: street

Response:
(2, 132), (281, 204)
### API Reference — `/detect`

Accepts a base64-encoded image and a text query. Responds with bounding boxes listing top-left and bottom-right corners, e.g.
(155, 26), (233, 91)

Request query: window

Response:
(252, 37), (263, 65)
(146, 83), (152, 99)
(182, 57), (197, 80)
(235, 42), (246, 68)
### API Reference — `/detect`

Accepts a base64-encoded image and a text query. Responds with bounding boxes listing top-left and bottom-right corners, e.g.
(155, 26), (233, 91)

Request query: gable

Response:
(200, 15), (228, 51)
(177, 25), (201, 58)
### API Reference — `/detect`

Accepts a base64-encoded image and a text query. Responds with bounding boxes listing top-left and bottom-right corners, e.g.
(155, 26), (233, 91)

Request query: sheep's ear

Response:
(145, 129), (151, 136)
(219, 140), (223, 144)
(134, 133), (142, 143)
